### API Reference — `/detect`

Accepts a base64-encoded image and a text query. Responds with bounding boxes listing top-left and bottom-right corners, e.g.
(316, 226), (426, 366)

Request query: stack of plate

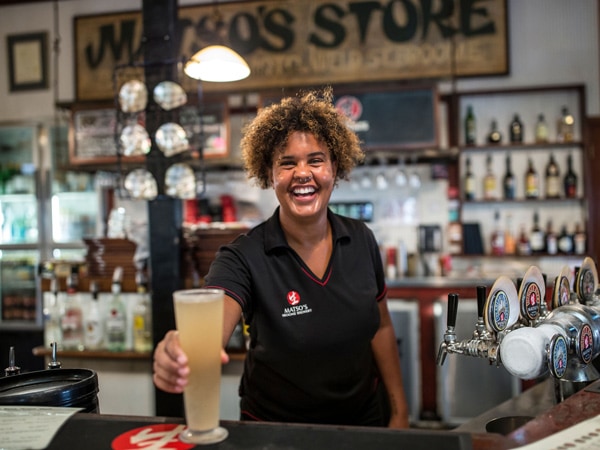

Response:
(84, 238), (137, 278)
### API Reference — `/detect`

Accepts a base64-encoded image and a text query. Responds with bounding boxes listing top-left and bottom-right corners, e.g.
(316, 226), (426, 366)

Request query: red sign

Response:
(112, 423), (195, 450)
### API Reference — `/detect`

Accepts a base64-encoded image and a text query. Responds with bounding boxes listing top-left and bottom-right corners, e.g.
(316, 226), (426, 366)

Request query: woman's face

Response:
(272, 131), (337, 222)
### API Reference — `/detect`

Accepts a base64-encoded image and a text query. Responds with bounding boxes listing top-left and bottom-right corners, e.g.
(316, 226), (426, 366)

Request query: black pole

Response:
(142, 0), (185, 417)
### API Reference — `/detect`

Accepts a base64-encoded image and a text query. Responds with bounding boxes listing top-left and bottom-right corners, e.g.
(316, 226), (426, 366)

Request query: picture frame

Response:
(6, 32), (49, 92)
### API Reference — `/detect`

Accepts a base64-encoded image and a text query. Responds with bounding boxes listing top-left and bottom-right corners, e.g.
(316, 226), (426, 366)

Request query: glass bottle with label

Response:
(517, 224), (531, 256)
(545, 220), (558, 255)
(105, 267), (127, 352)
(464, 105), (476, 145)
(84, 281), (104, 350)
(503, 153), (515, 199)
(483, 154), (497, 200)
(61, 267), (84, 351)
(504, 213), (516, 255)
(535, 114), (549, 143)
(573, 222), (587, 255)
(557, 225), (573, 255)
(563, 152), (578, 198)
(525, 158), (539, 199)
(509, 114), (524, 143)
(464, 156), (476, 200)
(487, 119), (502, 144)
(43, 276), (63, 349)
(545, 153), (561, 198)
(490, 210), (504, 256)
(557, 106), (575, 142)
(529, 211), (545, 254)
(132, 270), (153, 353)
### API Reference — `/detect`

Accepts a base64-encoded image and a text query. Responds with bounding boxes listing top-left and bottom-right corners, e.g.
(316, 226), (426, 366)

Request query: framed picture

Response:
(6, 32), (49, 92)
(180, 101), (229, 159)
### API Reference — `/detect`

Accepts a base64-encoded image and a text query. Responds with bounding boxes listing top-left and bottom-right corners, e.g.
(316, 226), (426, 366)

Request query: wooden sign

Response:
(74, 0), (508, 101)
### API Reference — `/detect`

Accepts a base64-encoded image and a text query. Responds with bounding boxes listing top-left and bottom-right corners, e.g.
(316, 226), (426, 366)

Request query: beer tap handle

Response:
(4, 346), (21, 376)
(437, 293), (458, 366)
(476, 286), (487, 320)
(447, 293), (459, 329)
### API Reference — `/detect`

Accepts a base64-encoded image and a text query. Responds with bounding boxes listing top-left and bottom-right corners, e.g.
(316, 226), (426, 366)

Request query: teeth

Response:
(294, 186), (315, 195)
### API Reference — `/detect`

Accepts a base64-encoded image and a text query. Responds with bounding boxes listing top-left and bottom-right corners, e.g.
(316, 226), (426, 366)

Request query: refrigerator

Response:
(0, 122), (100, 372)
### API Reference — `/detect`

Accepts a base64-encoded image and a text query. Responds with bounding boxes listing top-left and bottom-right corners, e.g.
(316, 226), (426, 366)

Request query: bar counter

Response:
(38, 376), (600, 449)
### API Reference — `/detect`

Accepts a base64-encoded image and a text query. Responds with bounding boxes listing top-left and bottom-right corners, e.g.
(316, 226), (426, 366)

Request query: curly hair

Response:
(240, 87), (365, 189)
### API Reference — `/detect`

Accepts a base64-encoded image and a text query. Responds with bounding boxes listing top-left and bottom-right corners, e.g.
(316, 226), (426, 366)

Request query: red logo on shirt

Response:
(287, 290), (301, 305)
(111, 424), (194, 449)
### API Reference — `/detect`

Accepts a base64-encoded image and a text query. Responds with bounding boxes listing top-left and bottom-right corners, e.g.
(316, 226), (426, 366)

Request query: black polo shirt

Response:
(204, 207), (387, 425)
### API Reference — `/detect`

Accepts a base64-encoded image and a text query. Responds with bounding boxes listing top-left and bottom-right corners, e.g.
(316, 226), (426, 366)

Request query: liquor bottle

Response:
(573, 222), (587, 255)
(563, 152), (578, 198)
(490, 210), (505, 255)
(509, 114), (524, 143)
(464, 105), (476, 145)
(464, 156), (476, 200)
(557, 225), (574, 254)
(84, 281), (104, 350)
(529, 212), (545, 254)
(545, 220), (558, 255)
(544, 153), (561, 198)
(105, 267), (127, 352)
(61, 267), (84, 350)
(132, 270), (153, 353)
(557, 106), (575, 142)
(504, 213), (516, 255)
(487, 119), (502, 144)
(503, 153), (515, 199)
(43, 276), (63, 349)
(517, 224), (531, 256)
(534, 114), (549, 143)
(524, 158), (539, 199)
(483, 154), (497, 199)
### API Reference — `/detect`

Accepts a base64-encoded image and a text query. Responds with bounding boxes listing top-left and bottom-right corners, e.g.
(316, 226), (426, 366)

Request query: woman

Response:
(153, 88), (409, 428)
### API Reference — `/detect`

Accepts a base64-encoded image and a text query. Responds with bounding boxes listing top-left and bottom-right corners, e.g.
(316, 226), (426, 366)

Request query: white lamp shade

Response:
(184, 45), (251, 82)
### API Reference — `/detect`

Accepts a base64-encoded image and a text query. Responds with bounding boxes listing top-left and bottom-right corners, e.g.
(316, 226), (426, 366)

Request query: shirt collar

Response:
(263, 207), (351, 253)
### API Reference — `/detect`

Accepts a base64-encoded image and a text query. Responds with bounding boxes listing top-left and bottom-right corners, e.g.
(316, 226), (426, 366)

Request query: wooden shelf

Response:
(32, 346), (151, 360)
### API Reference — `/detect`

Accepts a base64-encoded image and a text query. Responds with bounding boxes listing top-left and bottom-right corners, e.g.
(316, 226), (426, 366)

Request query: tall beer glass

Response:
(173, 288), (228, 444)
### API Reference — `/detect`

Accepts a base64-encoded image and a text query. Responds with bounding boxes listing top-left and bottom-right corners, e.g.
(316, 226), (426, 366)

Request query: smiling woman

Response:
(153, 87), (410, 428)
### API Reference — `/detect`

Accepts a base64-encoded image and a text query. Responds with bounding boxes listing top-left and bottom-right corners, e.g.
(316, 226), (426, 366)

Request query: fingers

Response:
(221, 348), (230, 365)
(153, 330), (190, 394)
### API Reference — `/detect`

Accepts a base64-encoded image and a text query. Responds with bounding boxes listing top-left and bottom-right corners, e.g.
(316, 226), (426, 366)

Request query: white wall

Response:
(0, 0), (598, 123)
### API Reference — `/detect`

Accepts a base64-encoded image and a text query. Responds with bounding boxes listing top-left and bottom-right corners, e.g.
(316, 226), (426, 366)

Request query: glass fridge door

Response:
(0, 249), (40, 329)
(49, 125), (100, 260)
(0, 124), (42, 330)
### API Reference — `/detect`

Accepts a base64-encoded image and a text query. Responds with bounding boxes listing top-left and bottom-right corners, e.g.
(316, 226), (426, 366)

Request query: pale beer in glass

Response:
(174, 288), (228, 444)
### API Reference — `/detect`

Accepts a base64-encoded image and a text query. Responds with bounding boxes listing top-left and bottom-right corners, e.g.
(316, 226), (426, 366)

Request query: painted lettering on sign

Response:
(75, 0), (507, 100)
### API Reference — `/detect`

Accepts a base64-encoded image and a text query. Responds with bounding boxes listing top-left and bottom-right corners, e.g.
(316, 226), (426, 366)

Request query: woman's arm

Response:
(371, 298), (410, 429)
(153, 295), (242, 393)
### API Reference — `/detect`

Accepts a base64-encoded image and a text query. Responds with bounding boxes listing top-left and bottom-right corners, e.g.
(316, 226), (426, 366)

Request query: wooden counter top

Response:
(32, 346), (151, 360)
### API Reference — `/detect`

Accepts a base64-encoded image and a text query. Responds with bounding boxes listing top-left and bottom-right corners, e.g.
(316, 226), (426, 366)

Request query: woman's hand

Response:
(153, 330), (189, 394)
(153, 330), (231, 394)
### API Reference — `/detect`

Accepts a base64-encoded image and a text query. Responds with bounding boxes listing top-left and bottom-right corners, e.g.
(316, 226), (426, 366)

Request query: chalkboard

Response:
(334, 87), (438, 150)
(261, 85), (438, 151)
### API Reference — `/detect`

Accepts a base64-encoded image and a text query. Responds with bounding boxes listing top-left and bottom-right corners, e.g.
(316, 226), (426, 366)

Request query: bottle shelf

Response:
(455, 252), (585, 259)
(462, 197), (585, 205)
(460, 141), (583, 152)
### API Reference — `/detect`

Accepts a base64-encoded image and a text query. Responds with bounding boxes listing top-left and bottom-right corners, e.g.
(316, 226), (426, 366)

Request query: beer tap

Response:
(474, 285), (492, 340)
(440, 258), (600, 402)
(436, 293), (458, 366)
(437, 288), (499, 364)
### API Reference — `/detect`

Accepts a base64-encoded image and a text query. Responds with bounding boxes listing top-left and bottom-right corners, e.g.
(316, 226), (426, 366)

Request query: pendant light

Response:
(184, 45), (250, 82)
(183, 2), (250, 83)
